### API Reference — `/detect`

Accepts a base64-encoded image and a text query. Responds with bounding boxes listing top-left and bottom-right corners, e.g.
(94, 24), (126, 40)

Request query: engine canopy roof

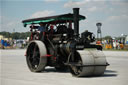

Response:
(22, 13), (86, 27)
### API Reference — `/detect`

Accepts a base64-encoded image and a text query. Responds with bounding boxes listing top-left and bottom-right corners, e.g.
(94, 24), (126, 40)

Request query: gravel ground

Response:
(0, 49), (128, 85)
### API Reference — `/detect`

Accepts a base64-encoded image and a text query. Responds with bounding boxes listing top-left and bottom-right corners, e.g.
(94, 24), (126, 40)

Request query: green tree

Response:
(103, 36), (112, 40)
(0, 31), (31, 39)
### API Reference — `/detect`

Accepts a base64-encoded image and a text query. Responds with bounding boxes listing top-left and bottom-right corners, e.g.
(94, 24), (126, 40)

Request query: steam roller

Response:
(26, 40), (108, 77)
(23, 8), (109, 77)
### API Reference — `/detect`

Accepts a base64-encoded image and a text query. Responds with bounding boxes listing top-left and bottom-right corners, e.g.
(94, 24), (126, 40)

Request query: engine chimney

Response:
(73, 8), (79, 37)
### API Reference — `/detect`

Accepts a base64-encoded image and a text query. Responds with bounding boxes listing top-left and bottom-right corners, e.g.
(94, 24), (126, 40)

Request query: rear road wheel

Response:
(26, 40), (47, 72)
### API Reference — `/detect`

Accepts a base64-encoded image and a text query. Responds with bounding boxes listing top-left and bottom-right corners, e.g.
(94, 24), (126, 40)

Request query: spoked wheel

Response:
(69, 50), (107, 77)
(26, 40), (47, 72)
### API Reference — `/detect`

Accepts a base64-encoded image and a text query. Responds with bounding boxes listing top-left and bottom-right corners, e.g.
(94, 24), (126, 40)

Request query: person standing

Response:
(1, 39), (4, 49)
(38, 22), (46, 40)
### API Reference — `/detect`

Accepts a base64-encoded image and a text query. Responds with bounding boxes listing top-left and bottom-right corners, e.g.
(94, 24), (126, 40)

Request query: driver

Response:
(38, 22), (46, 40)
(38, 22), (46, 32)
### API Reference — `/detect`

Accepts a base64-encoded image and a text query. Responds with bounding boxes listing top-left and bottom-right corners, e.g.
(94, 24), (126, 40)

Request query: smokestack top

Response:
(73, 8), (80, 10)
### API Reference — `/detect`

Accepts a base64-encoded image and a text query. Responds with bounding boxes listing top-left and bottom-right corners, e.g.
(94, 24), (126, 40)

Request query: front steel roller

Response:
(69, 49), (107, 77)
(26, 40), (47, 72)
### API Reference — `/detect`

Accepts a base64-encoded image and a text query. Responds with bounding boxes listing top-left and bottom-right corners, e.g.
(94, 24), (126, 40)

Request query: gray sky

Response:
(1, 0), (128, 37)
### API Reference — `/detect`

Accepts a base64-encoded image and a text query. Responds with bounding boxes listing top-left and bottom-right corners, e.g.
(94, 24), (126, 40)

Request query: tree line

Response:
(0, 31), (31, 39)
(0, 31), (121, 40)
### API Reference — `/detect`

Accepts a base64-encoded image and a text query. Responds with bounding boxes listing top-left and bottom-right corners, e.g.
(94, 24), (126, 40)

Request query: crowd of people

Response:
(0, 39), (10, 49)
(0, 39), (28, 49)
(97, 39), (128, 50)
